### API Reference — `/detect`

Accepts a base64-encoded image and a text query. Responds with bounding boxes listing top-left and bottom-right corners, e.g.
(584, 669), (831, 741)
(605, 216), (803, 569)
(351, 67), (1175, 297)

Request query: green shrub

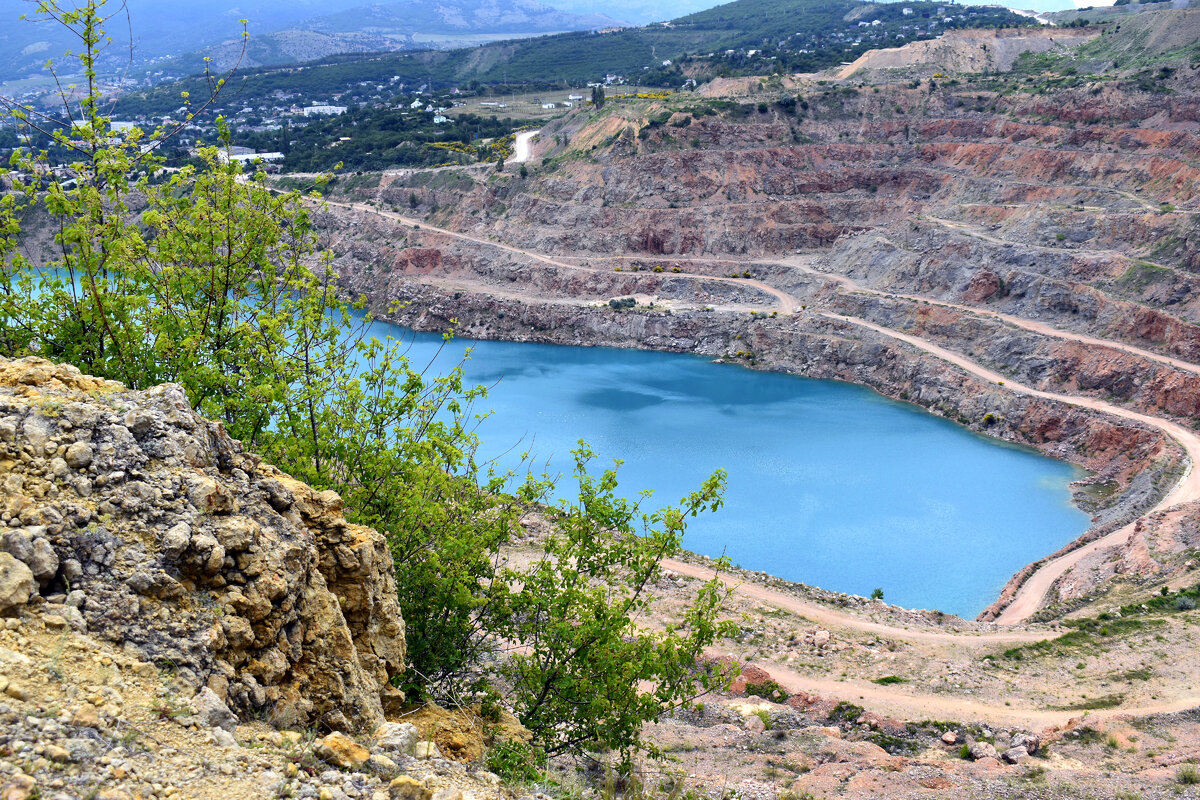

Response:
(485, 740), (544, 784)
(745, 679), (789, 702)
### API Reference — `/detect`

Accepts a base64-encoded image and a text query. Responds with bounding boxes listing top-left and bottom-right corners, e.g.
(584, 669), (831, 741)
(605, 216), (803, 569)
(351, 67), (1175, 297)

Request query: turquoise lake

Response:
(373, 321), (1090, 618)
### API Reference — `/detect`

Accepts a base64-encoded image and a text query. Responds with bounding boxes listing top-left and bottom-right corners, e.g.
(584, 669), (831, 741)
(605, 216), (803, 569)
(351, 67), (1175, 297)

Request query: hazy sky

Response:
(555, 0), (1081, 25)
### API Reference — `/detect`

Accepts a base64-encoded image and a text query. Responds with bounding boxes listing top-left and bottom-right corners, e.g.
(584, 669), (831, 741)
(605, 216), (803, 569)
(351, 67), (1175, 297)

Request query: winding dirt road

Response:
(508, 130), (540, 164)
(665, 558), (1200, 727)
(322, 199), (798, 314)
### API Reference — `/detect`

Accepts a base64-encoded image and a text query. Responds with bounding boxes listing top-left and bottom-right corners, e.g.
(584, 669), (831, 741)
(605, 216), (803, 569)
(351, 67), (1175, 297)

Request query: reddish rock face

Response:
(963, 270), (1002, 303)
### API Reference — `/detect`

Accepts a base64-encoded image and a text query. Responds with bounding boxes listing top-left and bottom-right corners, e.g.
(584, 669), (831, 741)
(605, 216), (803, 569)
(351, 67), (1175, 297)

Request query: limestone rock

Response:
(941, 730), (958, 745)
(745, 714), (766, 733)
(375, 722), (418, 756)
(64, 442), (93, 469)
(1011, 732), (1040, 755)
(1002, 745), (1029, 764)
(1, 774), (36, 800)
(388, 776), (431, 800)
(192, 687), (238, 732)
(316, 732), (370, 769)
(0, 356), (408, 732)
(27, 538), (58, 586)
(969, 741), (998, 761)
(211, 727), (237, 748)
(413, 741), (441, 760)
(0, 554), (35, 614)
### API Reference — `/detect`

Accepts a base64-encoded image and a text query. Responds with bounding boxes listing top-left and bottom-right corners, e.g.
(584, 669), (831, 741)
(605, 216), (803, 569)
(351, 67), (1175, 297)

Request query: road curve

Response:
(508, 130), (540, 164)
(663, 558), (1048, 646)
(668, 559), (1200, 726)
(781, 254), (1200, 378)
(818, 312), (1200, 623)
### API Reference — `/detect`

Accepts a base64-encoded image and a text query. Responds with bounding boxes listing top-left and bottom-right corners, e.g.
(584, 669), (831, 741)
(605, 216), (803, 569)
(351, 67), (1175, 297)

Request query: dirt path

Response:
(665, 560), (1200, 725)
(756, 660), (1200, 729)
(777, 250), (1200, 378)
(663, 559), (1048, 646)
(322, 199), (797, 314)
(508, 130), (540, 164)
(817, 312), (1200, 623)
(926, 216), (1177, 266)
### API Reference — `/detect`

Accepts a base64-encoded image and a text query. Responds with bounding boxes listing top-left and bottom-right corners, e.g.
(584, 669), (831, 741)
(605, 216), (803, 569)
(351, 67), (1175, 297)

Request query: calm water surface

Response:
(375, 321), (1089, 618)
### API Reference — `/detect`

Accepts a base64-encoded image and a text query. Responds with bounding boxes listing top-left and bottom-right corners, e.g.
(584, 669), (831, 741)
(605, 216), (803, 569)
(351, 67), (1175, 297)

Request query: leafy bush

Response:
(745, 679), (790, 702)
(485, 740), (544, 784)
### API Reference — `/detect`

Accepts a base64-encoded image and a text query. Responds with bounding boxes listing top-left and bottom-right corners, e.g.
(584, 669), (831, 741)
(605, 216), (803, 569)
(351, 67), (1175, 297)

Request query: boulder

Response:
(1011, 732), (1040, 755)
(64, 442), (93, 469)
(388, 776), (431, 800)
(969, 741), (998, 761)
(941, 730), (958, 745)
(1002, 746), (1029, 764)
(375, 722), (418, 756)
(27, 538), (58, 586)
(0, 554), (35, 614)
(192, 687), (238, 732)
(315, 732), (370, 769)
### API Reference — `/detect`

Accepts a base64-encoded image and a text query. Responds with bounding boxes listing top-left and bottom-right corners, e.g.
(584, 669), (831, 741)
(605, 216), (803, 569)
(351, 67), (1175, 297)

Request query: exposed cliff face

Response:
(0, 356), (404, 732)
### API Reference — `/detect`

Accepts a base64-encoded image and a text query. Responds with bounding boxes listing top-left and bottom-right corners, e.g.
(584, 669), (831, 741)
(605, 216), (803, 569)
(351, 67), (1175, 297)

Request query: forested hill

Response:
(113, 0), (1033, 115)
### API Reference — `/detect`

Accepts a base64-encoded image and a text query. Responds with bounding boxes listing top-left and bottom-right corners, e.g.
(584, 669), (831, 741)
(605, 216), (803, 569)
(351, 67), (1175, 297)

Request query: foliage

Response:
(744, 679), (789, 702)
(485, 740), (545, 784)
(871, 675), (907, 686)
(499, 448), (737, 764)
(2, 0), (736, 765)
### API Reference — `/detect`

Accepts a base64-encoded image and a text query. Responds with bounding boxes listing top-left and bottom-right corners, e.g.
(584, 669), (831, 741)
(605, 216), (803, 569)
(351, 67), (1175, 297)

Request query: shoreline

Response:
(359, 286), (1186, 622)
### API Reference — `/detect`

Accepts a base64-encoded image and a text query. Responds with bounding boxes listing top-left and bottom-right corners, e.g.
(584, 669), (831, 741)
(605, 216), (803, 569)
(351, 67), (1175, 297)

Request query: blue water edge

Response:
(367, 320), (1090, 619)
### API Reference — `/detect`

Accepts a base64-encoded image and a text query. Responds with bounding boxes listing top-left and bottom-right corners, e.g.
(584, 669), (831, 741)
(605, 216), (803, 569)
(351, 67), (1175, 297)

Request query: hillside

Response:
(0, 0), (625, 82)
(175, 0), (629, 73)
(111, 0), (1035, 117)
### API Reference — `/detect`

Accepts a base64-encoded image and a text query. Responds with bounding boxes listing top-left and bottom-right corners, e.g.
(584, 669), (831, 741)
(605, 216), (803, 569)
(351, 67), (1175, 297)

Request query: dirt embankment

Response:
(835, 27), (1098, 79)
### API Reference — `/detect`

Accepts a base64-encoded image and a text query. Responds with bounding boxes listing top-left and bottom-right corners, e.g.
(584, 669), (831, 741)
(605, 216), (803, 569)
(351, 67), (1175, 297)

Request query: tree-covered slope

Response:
(113, 0), (1034, 115)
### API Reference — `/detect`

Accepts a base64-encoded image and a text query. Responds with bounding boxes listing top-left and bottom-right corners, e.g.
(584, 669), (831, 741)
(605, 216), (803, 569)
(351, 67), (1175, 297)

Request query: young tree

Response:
(501, 447), (736, 766)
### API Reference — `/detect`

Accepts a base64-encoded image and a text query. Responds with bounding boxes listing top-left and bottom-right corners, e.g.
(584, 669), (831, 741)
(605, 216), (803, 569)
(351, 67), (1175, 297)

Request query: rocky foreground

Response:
(0, 356), (517, 799)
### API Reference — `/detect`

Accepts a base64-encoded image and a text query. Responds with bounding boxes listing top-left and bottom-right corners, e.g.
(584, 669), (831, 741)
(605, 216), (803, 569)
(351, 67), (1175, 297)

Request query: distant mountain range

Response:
(0, 0), (627, 82)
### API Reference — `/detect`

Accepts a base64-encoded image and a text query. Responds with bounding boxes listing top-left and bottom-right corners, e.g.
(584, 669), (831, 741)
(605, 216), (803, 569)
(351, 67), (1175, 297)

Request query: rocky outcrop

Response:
(0, 356), (405, 731)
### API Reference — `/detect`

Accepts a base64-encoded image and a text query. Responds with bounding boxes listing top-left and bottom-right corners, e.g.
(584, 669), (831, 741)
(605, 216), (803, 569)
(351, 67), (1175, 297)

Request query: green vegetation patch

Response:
(1052, 693), (1126, 711)
(871, 675), (908, 686)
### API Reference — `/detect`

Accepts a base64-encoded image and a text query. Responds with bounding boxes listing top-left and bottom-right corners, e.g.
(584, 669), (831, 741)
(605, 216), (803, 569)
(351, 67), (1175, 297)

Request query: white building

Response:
(217, 151), (285, 164)
(303, 105), (347, 117)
